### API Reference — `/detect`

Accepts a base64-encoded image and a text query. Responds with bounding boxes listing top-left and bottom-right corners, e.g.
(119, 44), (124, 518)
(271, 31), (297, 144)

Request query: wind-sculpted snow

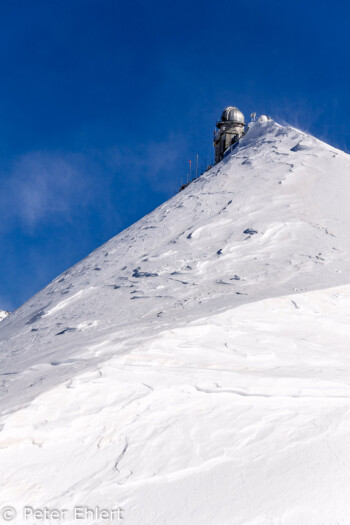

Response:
(1, 121), (350, 523)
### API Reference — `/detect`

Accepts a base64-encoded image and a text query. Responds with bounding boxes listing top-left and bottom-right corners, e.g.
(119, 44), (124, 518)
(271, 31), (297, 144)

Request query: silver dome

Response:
(221, 106), (245, 124)
(258, 114), (268, 123)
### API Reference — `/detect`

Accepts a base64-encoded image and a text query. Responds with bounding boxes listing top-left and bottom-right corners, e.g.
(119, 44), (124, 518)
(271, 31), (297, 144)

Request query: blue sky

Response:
(0, 0), (348, 311)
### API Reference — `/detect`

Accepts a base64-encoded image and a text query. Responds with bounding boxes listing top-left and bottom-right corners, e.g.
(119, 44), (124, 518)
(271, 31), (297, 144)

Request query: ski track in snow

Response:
(1, 121), (350, 523)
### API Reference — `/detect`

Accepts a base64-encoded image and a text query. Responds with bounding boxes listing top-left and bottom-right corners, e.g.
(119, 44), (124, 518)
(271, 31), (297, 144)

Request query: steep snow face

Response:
(1, 121), (350, 411)
(1, 121), (350, 524)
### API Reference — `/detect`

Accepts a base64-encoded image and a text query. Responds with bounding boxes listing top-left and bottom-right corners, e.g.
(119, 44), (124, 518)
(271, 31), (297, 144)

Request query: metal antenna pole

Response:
(189, 160), (192, 182)
(195, 154), (198, 179)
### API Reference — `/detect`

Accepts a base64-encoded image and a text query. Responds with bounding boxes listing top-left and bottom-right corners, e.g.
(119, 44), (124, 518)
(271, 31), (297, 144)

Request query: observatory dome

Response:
(221, 106), (245, 124)
(258, 115), (269, 123)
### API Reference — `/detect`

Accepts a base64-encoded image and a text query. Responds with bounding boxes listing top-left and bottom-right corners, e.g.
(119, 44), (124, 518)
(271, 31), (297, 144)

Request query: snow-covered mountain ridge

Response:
(1, 120), (350, 524)
(0, 310), (8, 322)
(1, 120), (350, 410)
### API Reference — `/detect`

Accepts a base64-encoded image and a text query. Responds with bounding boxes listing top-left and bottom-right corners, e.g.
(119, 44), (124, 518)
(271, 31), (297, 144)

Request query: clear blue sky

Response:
(0, 0), (348, 311)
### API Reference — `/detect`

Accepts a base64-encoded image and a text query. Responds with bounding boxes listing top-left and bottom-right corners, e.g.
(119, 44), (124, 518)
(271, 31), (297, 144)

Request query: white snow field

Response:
(1, 120), (350, 524)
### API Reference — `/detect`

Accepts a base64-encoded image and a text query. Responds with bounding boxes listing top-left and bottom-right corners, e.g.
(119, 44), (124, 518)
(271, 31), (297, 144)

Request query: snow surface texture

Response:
(1, 121), (350, 524)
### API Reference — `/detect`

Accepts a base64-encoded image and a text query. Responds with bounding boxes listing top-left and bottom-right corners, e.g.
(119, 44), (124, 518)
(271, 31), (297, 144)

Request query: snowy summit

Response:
(1, 120), (350, 524)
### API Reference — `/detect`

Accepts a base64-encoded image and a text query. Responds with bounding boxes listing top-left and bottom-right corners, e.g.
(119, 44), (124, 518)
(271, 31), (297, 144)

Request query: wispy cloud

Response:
(0, 151), (97, 232)
(106, 134), (188, 193)
(0, 134), (187, 235)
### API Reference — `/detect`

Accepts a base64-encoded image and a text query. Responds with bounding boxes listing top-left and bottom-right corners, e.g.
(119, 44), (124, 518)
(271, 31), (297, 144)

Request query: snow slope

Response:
(1, 120), (350, 524)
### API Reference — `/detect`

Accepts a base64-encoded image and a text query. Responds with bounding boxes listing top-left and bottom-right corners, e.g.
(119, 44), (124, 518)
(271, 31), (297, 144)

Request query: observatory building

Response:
(214, 106), (246, 163)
